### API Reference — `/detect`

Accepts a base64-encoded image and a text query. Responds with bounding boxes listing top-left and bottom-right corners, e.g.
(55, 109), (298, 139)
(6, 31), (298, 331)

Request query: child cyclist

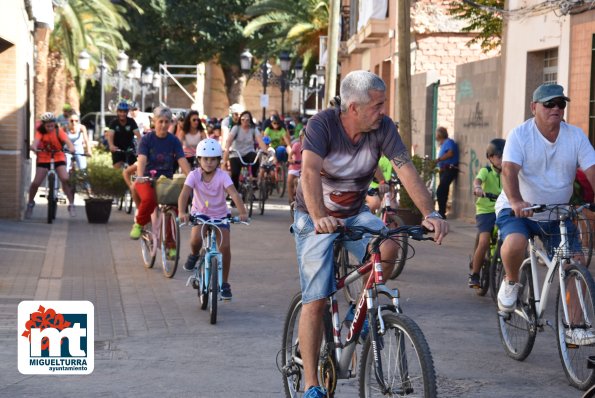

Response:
(468, 138), (505, 288)
(178, 138), (248, 300)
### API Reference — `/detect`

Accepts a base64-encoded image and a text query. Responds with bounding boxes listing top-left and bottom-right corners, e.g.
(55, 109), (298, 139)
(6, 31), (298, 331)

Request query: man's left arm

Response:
(584, 165), (595, 200)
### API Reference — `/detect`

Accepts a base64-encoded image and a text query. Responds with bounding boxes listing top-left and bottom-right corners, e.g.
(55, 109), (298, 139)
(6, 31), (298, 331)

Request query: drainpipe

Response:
(431, 80), (440, 159)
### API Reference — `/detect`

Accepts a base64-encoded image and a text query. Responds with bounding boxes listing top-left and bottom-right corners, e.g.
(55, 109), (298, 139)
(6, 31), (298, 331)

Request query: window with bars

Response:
(543, 48), (558, 84)
(589, 36), (595, 144)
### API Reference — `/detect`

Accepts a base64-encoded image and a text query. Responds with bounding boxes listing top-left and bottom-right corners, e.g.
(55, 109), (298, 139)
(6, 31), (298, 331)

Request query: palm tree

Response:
(35, 0), (139, 116)
(243, 0), (328, 70)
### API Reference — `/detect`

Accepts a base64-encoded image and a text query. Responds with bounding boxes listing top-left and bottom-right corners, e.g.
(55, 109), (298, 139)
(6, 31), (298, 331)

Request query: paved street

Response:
(0, 197), (585, 397)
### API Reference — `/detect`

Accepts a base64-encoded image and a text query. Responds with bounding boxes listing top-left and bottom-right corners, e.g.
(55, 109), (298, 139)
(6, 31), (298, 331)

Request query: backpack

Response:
(573, 168), (594, 203)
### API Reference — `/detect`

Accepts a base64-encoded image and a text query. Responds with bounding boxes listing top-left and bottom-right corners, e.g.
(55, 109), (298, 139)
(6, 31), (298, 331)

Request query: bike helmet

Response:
(176, 110), (187, 121)
(486, 138), (506, 158)
(116, 101), (130, 111)
(263, 136), (271, 145)
(40, 112), (56, 122)
(130, 101), (139, 110)
(229, 103), (243, 114)
(196, 138), (222, 158)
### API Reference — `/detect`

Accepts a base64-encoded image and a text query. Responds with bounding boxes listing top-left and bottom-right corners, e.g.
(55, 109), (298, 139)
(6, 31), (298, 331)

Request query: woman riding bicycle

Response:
(222, 110), (267, 190)
(64, 112), (92, 173)
(175, 110), (206, 168)
(129, 107), (191, 239)
(178, 138), (248, 300)
(469, 138), (505, 288)
(26, 112), (76, 218)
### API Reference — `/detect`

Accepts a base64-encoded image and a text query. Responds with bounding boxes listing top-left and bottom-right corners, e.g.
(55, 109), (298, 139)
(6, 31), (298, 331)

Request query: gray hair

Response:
(153, 106), (173, 121)
(339, 70), (386, 112)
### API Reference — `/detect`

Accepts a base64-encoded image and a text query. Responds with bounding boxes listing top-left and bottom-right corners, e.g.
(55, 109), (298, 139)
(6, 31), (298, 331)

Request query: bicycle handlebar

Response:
(330, 224), (433, 242)
(230, 149), (263, 166)
(180, 214), (250, 227)
(520, 203), (595, 214)
(481, 192), (498, 201)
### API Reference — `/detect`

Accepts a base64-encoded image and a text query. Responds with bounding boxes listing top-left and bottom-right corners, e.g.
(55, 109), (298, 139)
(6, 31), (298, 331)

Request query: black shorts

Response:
(112, 150), (137, 165)
(37, 161), (66, 170)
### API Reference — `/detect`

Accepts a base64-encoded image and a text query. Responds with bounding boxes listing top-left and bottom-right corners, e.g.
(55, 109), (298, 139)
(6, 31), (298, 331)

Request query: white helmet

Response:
(196, 138), (222, 158)
(40, 112), (56, 122)
(229, 103), (243, 114)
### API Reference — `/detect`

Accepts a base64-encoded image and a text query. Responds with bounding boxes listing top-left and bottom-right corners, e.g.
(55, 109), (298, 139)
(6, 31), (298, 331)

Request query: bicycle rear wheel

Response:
(209, 257), (218, 324)
(555, 261), (595, 390)
(359, 312), (436, 397)
(258, 180), (267, 215)
(477, 256), (490, 296)
(47, 173), (56, 224)
(246, 185), (254, 218)
(574, 213), (593, 267)
(160, 209), (180, 278)
(280, 292), (336, 398)
(125, 190), (133, 214)
(497, 261), (536, 361)
(384, 213), (409, 279)
(140, 224), (156, 268)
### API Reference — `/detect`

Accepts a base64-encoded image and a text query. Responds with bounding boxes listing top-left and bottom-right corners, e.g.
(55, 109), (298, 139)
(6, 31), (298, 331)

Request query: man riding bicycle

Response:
(292, 70), (449, 398)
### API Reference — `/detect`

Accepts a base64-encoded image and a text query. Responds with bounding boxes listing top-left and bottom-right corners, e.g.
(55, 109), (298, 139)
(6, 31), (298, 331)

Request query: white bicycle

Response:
(497, 203), (595, 390)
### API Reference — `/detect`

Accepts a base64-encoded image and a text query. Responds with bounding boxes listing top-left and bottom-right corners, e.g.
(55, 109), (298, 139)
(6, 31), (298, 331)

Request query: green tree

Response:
(123, 0), (259, 106)
(449, 0), (503, 52)
(243, 0), (328, 71)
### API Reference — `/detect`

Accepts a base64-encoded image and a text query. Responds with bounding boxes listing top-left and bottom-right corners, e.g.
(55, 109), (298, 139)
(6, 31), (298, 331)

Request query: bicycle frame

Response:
(513, 209), (586, 329)
(186, 223), (223, 299)
(328, 240), (402, 387)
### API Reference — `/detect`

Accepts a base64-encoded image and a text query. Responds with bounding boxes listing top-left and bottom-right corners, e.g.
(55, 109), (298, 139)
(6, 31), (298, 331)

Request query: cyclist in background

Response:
(65, 112), (92, 173)
(176, 110), (206, 168)
(365, 156), (392, 215)
(129, 107), (190, 239)
(264, 115), (292, 163)
(468, 138), (504, 288)
(287, 128), (304, 206)
(26, 112), (76, 218)
(107, 101), (141, 169)
(179, 138), (248, 300)
(221, 103), (243, 144)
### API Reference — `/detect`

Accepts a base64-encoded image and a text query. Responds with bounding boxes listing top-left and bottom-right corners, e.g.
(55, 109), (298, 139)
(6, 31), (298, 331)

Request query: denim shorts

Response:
(291, 208), (385, 304)
(496, 208), (581, 254)
(476, 213), (496, 233)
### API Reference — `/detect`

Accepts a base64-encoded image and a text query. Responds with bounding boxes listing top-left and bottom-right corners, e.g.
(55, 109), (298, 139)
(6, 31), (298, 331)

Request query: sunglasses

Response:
(241, 117), (250, 121)
(541, 99), (566, 109)
(191, 118), (199, 122)
(69, 119), (79, 122)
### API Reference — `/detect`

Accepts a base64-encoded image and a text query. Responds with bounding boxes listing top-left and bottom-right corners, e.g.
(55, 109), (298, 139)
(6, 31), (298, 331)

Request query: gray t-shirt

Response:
(295, 108), (406, 218)
(495, 118), (595, 219)
(229, 125), (261, 157)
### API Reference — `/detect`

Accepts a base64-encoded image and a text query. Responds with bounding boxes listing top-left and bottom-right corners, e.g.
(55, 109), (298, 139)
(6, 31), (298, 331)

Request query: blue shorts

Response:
(192, 213), (231, 230)
(476, 213), (496, 233)
(496, 208), (581, 254)
(291, 208), (385, 304)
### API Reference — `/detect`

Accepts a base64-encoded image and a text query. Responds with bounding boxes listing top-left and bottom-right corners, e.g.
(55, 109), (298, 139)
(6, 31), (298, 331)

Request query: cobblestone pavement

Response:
(0, 199), (584, 397)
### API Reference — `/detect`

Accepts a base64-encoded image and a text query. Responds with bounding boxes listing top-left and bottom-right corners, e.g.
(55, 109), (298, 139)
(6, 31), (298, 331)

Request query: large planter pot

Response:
(84, 198), (113, 223)
(396, 208), (423, 226)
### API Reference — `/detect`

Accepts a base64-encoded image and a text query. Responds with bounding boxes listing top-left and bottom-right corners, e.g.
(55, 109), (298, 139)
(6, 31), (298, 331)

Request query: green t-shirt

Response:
(264, 126), (287, 148)
(369, 156), (393, 189)
(475, 165), (501, 214)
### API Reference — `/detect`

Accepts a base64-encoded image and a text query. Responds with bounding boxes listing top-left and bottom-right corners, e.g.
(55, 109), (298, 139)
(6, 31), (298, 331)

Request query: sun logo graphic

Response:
(18, 301), (94, 375)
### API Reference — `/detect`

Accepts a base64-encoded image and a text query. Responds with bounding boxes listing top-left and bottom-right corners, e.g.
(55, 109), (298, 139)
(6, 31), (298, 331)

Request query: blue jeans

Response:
(291, 208), (385, 304)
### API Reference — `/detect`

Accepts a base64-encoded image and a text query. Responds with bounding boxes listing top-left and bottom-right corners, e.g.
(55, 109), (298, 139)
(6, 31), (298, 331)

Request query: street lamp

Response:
(240, 49), (269, 122)
(116, 50), (129, 99)
(293, 58), (304, 115)
(78, 49), (91, 72)
(279, 51), (291, 116)
(129, 59), (142, 102)
(315, 64), (326, 112)
(140, 67), (154, 111)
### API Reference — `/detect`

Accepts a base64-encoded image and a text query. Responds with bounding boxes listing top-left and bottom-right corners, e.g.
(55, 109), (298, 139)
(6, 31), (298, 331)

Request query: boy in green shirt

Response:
(469, 139), (505, 288)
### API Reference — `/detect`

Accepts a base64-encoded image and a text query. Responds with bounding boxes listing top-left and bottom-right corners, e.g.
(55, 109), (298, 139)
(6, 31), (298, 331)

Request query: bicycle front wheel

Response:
(497, 261), (536, 361)
(258, 180), (267, 215)
(489, 240), (504, 304)
(359, 313), (436, 397)
(47, 173), (56, 224)
(209, 257), (218, 324)
(384, 213), (409, 279)
(574, 213), (593, 267)
(555, 261), (595, 390)
(140, 223), (156, 268)
(160, 209), (180, 278)
(199, 251), (208, 310)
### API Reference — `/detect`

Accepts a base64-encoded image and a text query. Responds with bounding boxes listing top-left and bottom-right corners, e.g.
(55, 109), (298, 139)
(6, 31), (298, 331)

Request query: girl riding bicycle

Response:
(26, 112), (76, 218)
(469, 138), (505, 288)
(178, 138), (248, 300)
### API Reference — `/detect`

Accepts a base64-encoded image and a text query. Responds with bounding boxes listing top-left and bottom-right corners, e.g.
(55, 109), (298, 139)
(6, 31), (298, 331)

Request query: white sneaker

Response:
(565, 328), (595, 346)
(497, 279), (521, 313)
(68, 204), (76, 217)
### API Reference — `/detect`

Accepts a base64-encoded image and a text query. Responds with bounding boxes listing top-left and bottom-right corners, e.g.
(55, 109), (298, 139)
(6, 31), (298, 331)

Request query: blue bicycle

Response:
(183, 215), (249, 324)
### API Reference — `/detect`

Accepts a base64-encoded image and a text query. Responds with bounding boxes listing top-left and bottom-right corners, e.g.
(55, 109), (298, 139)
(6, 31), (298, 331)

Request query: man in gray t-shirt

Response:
(292, 70), (449, 398)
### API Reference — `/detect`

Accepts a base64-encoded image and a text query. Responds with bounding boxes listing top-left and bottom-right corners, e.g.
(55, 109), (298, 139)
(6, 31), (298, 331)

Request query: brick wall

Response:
(568, 10), (595, 139)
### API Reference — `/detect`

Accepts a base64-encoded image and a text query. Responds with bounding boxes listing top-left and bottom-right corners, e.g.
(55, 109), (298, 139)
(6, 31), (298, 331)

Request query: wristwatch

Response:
(424, 211), (443, 220)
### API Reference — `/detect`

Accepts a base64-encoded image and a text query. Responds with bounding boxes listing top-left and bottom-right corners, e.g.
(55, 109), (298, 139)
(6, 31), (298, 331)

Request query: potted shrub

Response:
(71, 149), (128, 223)
(397, 155), (437, 225)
